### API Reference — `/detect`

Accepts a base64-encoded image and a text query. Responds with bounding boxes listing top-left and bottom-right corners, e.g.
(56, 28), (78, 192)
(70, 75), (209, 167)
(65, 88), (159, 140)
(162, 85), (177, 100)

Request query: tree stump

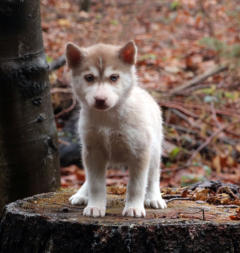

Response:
(0, 187), (240, 253)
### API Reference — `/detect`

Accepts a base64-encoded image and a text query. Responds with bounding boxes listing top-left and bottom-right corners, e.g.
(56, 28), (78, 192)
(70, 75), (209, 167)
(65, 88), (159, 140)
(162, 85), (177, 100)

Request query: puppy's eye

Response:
(84, 74), (95, 82)
(110, 74), (119, 82)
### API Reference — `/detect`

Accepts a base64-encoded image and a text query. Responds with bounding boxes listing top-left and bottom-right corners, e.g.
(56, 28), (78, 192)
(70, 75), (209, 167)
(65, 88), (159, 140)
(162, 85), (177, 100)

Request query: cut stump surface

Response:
(0, 188), (240, 252)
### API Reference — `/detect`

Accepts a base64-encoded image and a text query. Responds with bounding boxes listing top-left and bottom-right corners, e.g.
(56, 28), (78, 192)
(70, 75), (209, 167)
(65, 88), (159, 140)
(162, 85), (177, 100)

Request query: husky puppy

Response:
(66, 41), (167, 217)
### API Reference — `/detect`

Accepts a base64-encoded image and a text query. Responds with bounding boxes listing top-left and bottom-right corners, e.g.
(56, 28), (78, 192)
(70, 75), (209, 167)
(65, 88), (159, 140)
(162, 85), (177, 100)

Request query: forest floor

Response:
(41, 0), (240, 189)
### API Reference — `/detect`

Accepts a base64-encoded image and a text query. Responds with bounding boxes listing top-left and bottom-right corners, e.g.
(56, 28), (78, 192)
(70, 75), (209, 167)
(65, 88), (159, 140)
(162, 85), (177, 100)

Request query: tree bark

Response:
(0, 190), (240, 252)
(0, 0), (60, 211)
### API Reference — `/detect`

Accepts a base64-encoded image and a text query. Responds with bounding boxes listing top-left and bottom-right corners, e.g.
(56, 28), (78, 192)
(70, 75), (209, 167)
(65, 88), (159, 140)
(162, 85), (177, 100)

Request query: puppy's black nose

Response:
(94, 97), (107, 109)
(95, 98), (105, 106)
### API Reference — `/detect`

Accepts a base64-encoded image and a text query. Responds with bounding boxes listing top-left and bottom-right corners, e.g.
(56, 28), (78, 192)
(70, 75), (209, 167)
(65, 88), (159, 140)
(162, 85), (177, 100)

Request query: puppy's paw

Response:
(145, 197), (167, 209)
(83, 206), (106, 217)
(122, 206), (146, 217)
(69, 193), (88, 205)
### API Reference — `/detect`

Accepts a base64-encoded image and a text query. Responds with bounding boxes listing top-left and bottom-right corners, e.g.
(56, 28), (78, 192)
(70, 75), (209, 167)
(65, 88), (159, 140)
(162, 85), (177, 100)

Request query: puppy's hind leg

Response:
(144, 150), (167, 209)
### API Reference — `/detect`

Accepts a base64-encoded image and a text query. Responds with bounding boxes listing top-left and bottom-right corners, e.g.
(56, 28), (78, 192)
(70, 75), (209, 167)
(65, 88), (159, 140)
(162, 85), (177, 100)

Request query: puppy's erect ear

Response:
(119, 40), (137, 65)
(65, 42), (84, 69)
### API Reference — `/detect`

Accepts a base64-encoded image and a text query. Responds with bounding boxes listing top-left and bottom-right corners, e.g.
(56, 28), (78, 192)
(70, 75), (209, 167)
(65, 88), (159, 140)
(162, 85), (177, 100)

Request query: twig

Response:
(169, 102), (240, 137)
(216, 205), (239, 208)
(167, 197), (192, 203)
(55, 97), (77, 118)
(49, 55), (66, 72)
(162, 194), (182, 199)
(202, 208), (205, 221)
(190, 104), (240, 121)
(171, 109), (192, 124)
(159, 101), (199, 118)
(171, 109), (201, 129)
(51, 87), (73, 94)
(169, 65), (228, 95)
(169, 106), (240, 142)
(177, 83), (216, 95)
(160, 100), (240, 119)
(165, 123), (199, 135)
(165, 123), (237, 146)
(186, 123), (229, 165)
(216, 186), (238, 200)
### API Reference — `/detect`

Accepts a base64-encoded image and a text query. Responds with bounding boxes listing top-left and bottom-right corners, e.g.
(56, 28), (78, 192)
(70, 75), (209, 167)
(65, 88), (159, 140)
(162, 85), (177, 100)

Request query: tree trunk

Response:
(0, 0), (60, 211)
(0, 190), (240, 252)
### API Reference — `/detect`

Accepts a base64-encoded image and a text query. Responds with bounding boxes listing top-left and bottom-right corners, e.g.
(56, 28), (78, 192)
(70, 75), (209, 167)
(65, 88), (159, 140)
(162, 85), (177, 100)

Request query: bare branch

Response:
(169, 65), (228, 96)
(49, 55), (66, 72)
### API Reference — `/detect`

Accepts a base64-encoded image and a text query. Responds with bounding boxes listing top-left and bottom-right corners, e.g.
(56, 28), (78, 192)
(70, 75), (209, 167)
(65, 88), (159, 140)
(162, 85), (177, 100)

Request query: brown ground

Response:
(40, 0), (240, 188)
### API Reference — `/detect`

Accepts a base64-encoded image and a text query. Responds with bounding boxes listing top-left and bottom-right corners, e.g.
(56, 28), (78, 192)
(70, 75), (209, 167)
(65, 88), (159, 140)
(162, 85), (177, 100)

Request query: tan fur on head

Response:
(119, 41), (137, 65)
(65, 42), (85, 68)
(65, 41), (138, 111)
(65, 41), (137, 74)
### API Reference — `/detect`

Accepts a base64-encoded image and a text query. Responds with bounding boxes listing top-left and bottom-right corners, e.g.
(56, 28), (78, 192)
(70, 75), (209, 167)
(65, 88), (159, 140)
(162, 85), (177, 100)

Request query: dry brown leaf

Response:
(107, 185), (126, 195)
(194, 188), (211, 201)
(229, 208), (240, 220)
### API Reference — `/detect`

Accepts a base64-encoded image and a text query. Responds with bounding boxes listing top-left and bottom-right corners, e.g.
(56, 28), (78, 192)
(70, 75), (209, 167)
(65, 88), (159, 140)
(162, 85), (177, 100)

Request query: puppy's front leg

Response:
(123, 152), (150, 218)
(83, 148), (107, 217)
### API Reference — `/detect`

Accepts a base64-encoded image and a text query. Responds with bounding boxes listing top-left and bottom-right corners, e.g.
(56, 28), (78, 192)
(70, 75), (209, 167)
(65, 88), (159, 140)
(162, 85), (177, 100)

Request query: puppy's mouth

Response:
(94, 104), (110, 110)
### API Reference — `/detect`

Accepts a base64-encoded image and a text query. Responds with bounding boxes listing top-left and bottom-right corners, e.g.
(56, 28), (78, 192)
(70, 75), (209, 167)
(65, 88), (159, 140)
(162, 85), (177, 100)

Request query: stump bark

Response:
(0, 189), (240, 253)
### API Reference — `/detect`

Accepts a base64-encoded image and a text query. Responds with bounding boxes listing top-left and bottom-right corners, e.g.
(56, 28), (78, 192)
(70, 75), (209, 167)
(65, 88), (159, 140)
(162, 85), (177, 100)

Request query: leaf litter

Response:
(41, 0), (240, 190)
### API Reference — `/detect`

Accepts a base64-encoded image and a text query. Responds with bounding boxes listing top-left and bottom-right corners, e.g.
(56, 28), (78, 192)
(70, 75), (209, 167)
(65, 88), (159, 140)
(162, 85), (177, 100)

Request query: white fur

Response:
(89, 66), (99, 77)
(98, 57), (103, 70)
(104, 66), (117, 76)
(69, 56), (166, 218)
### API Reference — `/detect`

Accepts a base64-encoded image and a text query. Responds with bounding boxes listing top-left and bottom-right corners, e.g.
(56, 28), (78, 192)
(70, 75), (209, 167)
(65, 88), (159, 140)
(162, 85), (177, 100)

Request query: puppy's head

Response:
(65, 41), (137, 111)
